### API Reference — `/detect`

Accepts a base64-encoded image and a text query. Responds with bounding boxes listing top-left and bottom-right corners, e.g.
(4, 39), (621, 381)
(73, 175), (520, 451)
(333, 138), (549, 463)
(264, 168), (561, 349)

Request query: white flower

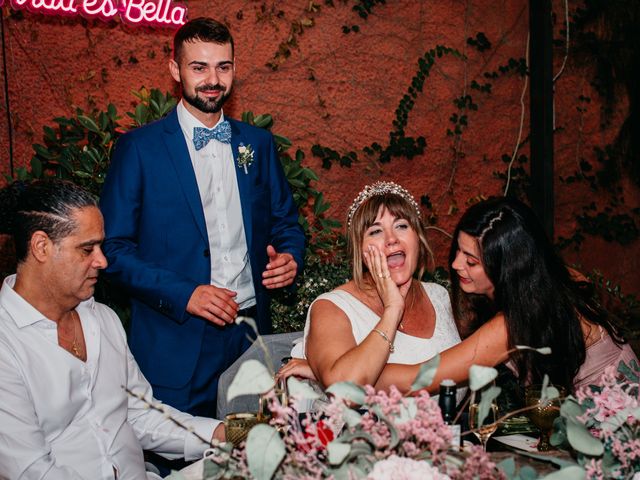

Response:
(237, 143), (254, 174)
(367, 455), (451, 480)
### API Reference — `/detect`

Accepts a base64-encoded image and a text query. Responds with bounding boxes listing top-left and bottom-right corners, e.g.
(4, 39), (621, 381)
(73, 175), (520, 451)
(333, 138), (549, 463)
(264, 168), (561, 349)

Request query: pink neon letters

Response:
(1, 0), (187, 28)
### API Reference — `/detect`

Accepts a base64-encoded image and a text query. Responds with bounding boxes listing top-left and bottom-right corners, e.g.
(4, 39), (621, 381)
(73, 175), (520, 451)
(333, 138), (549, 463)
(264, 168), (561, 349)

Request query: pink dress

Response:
(573, 328), (639, 390)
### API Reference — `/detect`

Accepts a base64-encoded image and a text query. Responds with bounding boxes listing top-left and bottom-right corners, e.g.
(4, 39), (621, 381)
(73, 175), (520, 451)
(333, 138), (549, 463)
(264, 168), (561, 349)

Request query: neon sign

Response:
(1, 0), (188, 28)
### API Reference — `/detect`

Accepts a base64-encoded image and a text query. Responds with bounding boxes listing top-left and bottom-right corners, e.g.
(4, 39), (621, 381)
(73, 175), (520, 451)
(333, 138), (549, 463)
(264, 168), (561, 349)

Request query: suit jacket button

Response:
(203, 249), (210, 257)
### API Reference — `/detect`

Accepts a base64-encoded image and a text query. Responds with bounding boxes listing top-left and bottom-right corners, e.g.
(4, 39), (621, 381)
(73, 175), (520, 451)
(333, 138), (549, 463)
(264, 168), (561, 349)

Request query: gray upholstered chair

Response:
(216, 331), (303, 418)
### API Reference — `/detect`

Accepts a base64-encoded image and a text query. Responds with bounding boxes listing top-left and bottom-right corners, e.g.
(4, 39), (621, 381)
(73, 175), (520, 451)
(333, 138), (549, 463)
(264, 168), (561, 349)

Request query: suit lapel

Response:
(229, 119), (253, 252)
(162, 109), (208, 242)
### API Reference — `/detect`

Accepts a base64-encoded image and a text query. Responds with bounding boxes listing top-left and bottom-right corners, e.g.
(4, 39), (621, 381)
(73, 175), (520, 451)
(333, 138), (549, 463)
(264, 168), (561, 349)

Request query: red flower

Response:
(299, 420), (335, 452)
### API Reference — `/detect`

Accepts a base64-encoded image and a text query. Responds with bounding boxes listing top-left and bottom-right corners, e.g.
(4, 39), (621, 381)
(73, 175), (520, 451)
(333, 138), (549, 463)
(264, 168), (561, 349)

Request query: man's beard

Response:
(183, 83), (232, 114)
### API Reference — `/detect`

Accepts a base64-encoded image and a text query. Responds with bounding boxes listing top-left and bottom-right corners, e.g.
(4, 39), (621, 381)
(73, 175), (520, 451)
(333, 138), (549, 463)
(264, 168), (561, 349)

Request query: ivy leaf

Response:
(410, 354), (440, 391)
(246, 424), (285, 480)
(227, 360), (274, 401)
(326, 382), (365, 405)
(469, 365), (498, 392)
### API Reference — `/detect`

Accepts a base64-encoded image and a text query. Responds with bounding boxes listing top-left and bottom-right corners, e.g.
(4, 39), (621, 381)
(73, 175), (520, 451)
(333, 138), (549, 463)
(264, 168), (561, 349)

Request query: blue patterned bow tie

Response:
(193, 121), (232, 150)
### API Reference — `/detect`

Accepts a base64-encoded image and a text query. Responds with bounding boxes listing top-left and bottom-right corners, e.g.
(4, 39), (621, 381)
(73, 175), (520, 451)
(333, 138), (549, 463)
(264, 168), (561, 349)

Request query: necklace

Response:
(58, 310), (85, 360)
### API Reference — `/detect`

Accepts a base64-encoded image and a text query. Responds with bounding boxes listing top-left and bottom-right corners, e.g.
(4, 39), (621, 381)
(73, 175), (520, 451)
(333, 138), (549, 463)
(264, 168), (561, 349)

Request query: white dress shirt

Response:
(0, 275), (220, 479)
(177, 101), (255, 309)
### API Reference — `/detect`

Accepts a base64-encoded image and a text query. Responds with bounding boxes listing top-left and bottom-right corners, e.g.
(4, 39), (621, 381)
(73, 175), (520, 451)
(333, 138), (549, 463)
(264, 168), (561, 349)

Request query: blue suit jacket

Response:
(99, 109), (305, 389)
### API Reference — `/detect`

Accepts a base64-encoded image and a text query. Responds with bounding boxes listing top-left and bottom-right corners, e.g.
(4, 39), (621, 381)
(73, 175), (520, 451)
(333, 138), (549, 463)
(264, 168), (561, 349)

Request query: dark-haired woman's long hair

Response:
(449, 197), (622, 390)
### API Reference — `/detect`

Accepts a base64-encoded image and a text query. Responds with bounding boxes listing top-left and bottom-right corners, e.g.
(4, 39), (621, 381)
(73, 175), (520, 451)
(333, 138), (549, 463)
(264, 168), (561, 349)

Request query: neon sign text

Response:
(2, 0), (187, 28)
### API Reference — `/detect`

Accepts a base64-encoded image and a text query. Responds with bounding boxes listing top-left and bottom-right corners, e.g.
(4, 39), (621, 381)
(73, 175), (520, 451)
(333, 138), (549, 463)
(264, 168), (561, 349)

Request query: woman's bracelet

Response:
(372, 328), (395, 353)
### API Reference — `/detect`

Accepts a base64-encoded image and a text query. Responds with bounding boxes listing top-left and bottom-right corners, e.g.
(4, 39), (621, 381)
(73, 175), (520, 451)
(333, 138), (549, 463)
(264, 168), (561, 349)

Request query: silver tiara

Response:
(346, 181), (421, 228)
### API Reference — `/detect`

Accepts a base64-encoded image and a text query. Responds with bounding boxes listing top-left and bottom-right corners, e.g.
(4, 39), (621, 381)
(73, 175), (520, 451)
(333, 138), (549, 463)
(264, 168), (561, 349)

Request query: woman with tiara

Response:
(289, 181), (462, 388)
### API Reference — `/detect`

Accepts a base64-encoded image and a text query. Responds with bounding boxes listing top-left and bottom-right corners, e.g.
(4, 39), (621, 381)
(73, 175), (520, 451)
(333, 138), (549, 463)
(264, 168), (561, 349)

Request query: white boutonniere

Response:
(237, 143), (254, 174)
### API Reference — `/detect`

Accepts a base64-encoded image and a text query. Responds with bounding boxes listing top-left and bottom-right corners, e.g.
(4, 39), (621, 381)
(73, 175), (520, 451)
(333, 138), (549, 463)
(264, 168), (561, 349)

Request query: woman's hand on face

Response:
(275, 358), (317, 381)
(364, 245), (407, 312)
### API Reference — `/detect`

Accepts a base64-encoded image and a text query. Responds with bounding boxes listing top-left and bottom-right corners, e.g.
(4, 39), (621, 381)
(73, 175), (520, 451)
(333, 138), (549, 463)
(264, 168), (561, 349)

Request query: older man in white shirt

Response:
(0, 180), (224, 479)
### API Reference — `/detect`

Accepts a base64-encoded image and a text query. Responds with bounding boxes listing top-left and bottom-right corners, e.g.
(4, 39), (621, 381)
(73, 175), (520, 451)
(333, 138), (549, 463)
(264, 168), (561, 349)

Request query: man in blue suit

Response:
(100, 17), (305, 418)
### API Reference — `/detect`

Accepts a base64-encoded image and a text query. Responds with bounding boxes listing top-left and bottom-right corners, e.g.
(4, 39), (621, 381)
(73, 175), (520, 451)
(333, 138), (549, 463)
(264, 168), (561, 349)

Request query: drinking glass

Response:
(224, 412), (261, 446)
(468, 401), (499, 452)
(525, 385), (566, 452)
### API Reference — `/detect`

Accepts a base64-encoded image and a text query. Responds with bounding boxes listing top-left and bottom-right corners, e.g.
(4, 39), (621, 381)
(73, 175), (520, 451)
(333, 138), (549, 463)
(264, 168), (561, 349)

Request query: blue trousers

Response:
(151, 319), (255, 418)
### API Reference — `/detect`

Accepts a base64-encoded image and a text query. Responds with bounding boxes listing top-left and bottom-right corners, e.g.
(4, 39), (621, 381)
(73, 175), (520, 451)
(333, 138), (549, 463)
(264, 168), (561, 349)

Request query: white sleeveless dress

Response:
(292, 282), (461, 365)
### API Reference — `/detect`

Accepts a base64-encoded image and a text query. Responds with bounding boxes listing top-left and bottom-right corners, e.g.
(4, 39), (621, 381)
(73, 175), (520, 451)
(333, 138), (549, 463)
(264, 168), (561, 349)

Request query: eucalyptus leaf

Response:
(477, 385), (501, 426)
(520, 465), (540, 480)
(410, 354), (440, 391)
(202, 457), (223, 479)
(246, 424), (285, 480)
(287, 376), (321, 401)
(515, 450), (578, 469)
(515, 345), (552, 355)
(539, 375), (560, 403)
(336, 429), (376, 446)
(227, 360), (274, 401)
(541, 374), (550, 394)
(496, 457), (516, 477)
(566, 418), (603, 456)
(164, 472), (186, 480)
(346, 441), (373, 457)
(326, 382), (365, 405)
(327, 441), (351, 465)
(371, 407), (400, 449)
(559, 397), (584, 419)
(394, 397), (417, 424)
(235, 315), (259, 335)
(539, 465), (586, 479)
(469, 365), (498, 391)
(342, 407), (363, 428)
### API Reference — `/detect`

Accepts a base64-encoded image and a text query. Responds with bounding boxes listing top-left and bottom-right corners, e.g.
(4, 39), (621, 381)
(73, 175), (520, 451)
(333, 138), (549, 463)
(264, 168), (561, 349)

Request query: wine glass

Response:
(525, 385), (566, 452)
(468, 401), (499, 452)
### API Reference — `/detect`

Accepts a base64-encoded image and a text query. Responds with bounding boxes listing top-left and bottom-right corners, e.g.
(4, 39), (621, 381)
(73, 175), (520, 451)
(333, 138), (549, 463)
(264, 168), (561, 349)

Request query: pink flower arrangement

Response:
(240, 383), (502, 479)
(566, 361), (640, 479)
